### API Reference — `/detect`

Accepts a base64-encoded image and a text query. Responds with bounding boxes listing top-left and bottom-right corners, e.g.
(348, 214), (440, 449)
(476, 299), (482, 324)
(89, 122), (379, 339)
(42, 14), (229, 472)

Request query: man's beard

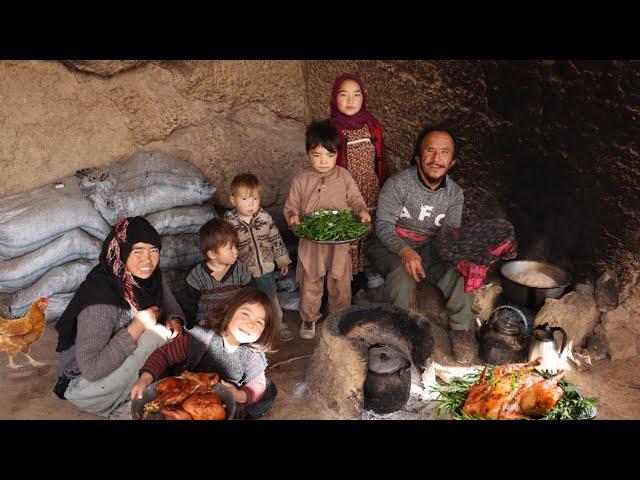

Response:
(421, 165), (446, 184)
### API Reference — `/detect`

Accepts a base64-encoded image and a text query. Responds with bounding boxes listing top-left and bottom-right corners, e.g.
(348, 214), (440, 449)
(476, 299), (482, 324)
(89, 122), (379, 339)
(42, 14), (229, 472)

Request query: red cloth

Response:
(140, 334), (266, 404)
(489, 239), (514, 257)
(395, 225), (427, 242)
(455, 261), (490, 293)
(438, 219), (517, 293)
(329, 73), (390, 188)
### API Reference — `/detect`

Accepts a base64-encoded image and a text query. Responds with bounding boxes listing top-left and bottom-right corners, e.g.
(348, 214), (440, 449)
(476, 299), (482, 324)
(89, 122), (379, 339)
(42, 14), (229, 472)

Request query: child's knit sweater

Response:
(224, 208), (291, 278)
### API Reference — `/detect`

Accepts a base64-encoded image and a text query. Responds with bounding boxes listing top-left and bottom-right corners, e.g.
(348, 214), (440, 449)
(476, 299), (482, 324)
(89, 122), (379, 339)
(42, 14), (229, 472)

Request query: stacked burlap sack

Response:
(1, 151), (216, 321)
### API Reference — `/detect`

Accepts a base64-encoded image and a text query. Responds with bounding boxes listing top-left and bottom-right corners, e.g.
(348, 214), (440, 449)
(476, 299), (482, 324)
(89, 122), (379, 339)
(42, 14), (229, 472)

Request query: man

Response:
(364, 124), (477, 364)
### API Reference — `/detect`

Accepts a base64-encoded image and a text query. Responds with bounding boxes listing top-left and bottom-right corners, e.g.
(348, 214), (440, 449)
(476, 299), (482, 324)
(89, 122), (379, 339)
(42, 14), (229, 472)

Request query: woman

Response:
(54, 216), (185, 418)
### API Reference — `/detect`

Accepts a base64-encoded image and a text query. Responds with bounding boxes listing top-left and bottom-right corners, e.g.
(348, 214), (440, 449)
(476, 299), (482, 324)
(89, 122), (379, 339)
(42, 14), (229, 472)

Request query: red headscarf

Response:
(330, 73), (381, 131)
(329, 73), (390, 187)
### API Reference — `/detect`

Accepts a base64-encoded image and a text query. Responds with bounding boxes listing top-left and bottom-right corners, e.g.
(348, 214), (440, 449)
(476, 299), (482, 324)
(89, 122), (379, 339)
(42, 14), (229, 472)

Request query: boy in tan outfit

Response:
(284, 120), (371, 339)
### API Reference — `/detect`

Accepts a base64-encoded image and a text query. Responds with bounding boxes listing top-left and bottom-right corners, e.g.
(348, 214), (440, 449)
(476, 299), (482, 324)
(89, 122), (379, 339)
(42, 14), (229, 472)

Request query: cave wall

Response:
(482, 60), (640, 292)
(303, 60), (508, 225)
(0, 60), (308, 206)
(1, 60), (639, 292)
(304, 60), (640, 291)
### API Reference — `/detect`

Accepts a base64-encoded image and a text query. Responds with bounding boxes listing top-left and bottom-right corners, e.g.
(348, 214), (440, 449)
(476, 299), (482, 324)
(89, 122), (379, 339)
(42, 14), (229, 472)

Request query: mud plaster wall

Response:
(0, 60), (308, 207)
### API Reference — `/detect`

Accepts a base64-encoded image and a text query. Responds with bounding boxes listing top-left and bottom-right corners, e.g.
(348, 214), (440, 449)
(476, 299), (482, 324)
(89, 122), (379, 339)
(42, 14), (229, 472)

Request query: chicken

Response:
(182, 392), (226, 420)
(0, 297), (48, 369)
(462, 357), (565, 420)
(142, 371), (224, 420)
(143, 377), (199, 416)
(161, 405), (193, 420)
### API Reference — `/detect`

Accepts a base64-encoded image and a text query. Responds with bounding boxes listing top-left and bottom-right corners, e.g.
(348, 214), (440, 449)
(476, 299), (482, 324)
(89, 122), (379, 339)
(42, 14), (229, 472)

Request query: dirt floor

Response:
(1, 289), (639, 420)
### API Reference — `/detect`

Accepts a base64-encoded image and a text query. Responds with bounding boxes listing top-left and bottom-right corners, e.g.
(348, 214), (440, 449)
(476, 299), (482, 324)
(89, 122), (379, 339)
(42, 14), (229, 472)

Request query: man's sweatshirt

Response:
(375, 165), (464, 254)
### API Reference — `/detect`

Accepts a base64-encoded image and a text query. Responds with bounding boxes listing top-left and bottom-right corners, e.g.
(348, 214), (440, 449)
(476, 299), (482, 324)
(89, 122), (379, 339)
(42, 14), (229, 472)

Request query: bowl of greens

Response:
(294, 208), (371, 244)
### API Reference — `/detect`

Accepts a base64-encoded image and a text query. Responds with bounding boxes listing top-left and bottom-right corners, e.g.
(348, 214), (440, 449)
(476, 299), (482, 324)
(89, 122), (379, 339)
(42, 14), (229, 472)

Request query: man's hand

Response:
(359, 210), (372, 224)
(399, 247), (426, 282)
(165, 318), (184, 339)
(288, 215), (300, 229)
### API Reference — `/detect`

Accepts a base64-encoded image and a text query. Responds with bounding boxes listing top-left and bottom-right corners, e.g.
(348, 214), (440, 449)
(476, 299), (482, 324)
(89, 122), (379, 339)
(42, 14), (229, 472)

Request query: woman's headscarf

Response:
(55, 216), (163, 352)
(330, 72), (381, 131)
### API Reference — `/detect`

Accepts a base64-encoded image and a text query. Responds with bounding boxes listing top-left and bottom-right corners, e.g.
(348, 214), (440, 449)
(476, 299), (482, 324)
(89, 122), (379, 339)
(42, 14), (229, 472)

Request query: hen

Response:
(0, 297), (48, 369)
(462, 357), (565, 420)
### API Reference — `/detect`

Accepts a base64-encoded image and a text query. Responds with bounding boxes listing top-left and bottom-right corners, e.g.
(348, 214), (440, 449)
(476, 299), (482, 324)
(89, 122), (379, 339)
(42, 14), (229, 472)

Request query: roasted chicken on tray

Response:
(142, 371), (225, 420)
(462, 357), (565, 420)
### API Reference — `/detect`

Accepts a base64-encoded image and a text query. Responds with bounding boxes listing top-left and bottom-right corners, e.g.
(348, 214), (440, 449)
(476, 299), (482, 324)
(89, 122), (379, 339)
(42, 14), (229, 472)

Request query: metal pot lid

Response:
(368, 345), (408, 374)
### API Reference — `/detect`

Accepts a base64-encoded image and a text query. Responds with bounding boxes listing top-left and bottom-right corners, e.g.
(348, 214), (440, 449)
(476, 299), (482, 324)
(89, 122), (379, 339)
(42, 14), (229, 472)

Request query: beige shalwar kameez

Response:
(283, 166), (367, 324)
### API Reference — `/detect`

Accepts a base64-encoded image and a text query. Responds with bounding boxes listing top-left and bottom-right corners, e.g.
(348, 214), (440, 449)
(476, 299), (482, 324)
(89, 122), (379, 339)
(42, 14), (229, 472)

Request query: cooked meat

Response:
(161, 406), (193, 420)
(155, 377), (187, 395)
(181, 371), (220, 393)
(182, 392), (226, 420)
(462, 357), (565, 420)
(519, 372), (565, 417)
(142, 371), (226, 420)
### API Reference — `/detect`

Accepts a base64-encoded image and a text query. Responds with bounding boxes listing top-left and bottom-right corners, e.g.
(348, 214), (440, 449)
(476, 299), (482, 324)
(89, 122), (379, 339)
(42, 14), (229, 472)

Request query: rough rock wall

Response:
(0, 60), (307, 206)
(304, 60), (640, 292)
(482, 60), (640, 293)
(304, 60), (508, 226)
(2, 60), (638, 294)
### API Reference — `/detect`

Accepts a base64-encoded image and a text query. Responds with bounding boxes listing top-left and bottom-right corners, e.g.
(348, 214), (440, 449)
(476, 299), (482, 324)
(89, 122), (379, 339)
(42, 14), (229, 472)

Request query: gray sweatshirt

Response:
(68, 275), (185, 382)
(375, 165), (464, 254)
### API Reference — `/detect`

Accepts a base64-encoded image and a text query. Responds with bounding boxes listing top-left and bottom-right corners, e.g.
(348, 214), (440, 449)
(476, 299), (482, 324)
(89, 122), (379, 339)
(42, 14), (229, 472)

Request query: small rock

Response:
(601, 305), (639, 360)
(472, 283), (505, 322)
(534, 290), (600, 351)
(585, 334), (608, 361)
(595, 270), (620, 312)
(568, 349), (592, 371)
(574, 281), (595, 297)
(603, 327), (637, 361)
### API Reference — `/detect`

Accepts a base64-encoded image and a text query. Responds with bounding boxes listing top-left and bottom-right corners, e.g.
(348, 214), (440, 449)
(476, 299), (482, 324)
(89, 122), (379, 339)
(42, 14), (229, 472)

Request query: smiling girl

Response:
(132, 286), (278, 418)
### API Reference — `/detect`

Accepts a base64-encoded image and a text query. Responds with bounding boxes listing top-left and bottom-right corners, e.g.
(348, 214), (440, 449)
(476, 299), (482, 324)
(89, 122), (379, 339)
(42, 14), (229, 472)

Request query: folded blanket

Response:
(437, 218), (517, 293)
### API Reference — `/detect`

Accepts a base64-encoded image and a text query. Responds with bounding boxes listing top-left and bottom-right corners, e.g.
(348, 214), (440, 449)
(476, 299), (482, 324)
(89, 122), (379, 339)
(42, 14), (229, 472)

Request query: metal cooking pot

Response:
(500, 260), (571, 308)
(363, 345), (411, 414)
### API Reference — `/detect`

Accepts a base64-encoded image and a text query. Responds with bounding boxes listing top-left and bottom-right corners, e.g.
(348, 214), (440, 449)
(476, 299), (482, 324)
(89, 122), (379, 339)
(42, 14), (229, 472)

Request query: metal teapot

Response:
(478, 305), (530, 365)
(528, 323), (567, 374)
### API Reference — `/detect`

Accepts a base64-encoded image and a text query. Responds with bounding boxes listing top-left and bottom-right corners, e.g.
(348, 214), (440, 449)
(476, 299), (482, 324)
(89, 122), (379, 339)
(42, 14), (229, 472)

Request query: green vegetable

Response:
(429, 366), (599, 420)
(295, 208), (369, 242)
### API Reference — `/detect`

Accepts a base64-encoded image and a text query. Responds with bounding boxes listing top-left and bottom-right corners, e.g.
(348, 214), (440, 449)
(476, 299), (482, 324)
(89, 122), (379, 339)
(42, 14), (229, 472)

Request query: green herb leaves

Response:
(429, 366), (599, 420)
(295, 208), (369, 243)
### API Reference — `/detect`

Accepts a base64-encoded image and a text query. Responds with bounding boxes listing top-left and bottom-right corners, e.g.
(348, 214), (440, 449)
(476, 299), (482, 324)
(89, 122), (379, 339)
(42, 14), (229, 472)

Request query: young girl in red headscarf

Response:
(330, 73), (390, 295)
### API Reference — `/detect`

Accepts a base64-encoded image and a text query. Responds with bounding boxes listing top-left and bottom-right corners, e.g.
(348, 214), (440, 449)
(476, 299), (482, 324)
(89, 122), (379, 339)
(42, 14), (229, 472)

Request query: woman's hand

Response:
(131, 372), (153, 400)
(359, 210), (372, 224)
(127, 306), (160, 341)
(280, 264), (289, 276)
(165, 318), (184, 338)
(399, 246), (427, 282)
(288, 215), (300, 229)
(220, 380), (248, 404)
